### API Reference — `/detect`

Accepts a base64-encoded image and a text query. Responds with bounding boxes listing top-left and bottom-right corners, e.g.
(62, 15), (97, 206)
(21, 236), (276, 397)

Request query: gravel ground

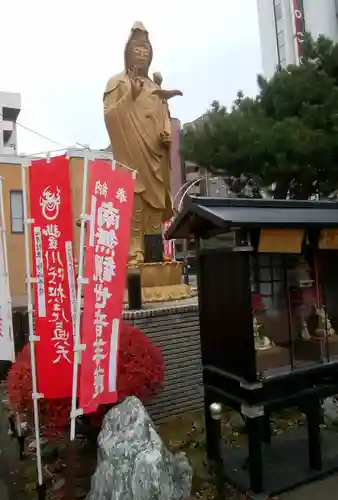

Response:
(282, 474), (338, 499)
(2, 393), (338, 500)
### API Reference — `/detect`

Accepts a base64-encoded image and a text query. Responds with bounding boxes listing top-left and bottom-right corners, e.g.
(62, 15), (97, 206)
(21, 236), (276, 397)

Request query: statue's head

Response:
(125, 22), (153, 73)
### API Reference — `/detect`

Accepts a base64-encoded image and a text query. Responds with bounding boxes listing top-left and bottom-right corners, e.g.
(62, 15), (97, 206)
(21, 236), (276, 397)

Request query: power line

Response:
(0, 111), (66, 149)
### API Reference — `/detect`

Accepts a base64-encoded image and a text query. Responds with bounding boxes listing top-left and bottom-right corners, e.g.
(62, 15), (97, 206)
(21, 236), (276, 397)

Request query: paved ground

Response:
(0, 388), (26, 500)
(0, 479), (8, 500)
(282, 474), (338, 498)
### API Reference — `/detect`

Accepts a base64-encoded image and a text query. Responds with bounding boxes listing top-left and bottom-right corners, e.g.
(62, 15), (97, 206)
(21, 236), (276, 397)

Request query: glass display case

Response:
(251, 252), (338, 378)
(196, 233), (338, 383)
(166, 197), (338, 387)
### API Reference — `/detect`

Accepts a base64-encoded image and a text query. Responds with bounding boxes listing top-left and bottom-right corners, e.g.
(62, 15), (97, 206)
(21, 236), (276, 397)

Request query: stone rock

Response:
(86, 396), (192, 500)
(323, 397), (338, 426)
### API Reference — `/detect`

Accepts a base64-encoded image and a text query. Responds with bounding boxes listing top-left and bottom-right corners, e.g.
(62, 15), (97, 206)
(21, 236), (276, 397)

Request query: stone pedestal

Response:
(125, 261), (193, 303)
(123, 298), (202, 421)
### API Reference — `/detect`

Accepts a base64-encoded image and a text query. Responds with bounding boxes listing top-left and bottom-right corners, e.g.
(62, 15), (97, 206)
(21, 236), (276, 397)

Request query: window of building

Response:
(253, 254), (284, 304)
(10, 190), (24, 233)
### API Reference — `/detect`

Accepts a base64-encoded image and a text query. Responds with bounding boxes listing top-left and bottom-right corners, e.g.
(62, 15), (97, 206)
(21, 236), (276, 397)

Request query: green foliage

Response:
(181, 34), (338, 199)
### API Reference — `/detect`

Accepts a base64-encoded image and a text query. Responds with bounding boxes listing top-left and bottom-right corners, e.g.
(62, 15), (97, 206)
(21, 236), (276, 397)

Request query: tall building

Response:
(0, 91), (21, 155)
(257, 0), (338, 79)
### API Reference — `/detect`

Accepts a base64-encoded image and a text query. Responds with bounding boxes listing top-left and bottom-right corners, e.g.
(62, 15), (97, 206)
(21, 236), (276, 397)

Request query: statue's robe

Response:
(103, 72), (173, 223)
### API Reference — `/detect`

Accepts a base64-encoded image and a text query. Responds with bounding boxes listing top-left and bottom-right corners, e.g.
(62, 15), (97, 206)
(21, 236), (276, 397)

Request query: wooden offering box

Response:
(166, 197), (338, 497)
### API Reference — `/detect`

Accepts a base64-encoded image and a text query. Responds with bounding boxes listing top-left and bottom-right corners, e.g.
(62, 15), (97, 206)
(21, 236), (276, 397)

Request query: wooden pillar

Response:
(306, 397), (322, 471)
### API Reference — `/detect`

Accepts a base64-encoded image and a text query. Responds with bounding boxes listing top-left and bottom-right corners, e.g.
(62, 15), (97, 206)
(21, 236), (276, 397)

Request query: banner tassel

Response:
(21, 162), (46, 497)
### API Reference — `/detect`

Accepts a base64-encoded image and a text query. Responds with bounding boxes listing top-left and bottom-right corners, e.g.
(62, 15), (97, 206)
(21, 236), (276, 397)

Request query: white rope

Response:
(27, 147), (68, 157)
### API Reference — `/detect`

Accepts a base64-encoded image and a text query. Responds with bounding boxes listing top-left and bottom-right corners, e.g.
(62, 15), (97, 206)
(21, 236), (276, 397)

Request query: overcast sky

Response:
(2, 0), (262, 154)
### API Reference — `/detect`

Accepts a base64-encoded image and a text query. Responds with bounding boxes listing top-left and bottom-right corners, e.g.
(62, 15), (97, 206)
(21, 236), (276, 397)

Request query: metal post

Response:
(209, 402), (225, 499)
(306, 397), (322, 471)
(21, 161), (45, 497)
(246, 416), (263, 493)
(16, 412), (25, 461)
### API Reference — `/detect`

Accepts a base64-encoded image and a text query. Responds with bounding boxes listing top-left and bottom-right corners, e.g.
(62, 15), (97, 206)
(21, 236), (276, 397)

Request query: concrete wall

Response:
(257, 0), (280, 79)
(123, 301), (203, 421)
(303, 0), (338, 42)
(0, 158), (30, 305)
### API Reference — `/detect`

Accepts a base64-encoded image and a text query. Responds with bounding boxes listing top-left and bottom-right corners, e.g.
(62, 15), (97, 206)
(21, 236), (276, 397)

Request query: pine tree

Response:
(181, 35), (338, 199)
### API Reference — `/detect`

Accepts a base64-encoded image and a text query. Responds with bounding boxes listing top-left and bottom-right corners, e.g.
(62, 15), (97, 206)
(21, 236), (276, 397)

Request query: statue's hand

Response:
(128, 67), (144, 100)
(152, 89), (183, 100)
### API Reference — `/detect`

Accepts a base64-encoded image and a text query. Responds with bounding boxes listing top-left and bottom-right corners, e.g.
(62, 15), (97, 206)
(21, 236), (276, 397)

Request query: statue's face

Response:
(129, 41), (151, 68)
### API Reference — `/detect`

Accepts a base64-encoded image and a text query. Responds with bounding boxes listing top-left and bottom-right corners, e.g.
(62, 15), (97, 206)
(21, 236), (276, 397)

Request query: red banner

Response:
(79, 160), (134, 414)
(163, 219), (174, 259)
(30, 155), (76, 398)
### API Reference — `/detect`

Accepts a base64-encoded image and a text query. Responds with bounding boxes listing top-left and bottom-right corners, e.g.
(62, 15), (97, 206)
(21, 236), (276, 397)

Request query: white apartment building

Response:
(0, 91), (21, 154)
(257, 0), (338, 79)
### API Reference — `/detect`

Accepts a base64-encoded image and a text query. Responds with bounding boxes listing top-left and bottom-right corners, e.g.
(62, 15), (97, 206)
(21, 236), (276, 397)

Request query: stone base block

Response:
(126, 261), (193, 303)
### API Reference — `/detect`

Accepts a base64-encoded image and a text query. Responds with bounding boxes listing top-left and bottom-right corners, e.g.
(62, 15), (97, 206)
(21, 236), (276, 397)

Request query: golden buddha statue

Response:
(103, 22), (183, 265)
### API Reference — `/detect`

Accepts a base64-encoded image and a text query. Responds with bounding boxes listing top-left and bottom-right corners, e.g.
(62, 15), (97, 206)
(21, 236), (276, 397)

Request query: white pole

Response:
(178, 176), (216, 212)
(70, 146), (90, 441)
(172, 180), (193, 209)
(0, 177), (15, 362)
(21, 162), (44, 486)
